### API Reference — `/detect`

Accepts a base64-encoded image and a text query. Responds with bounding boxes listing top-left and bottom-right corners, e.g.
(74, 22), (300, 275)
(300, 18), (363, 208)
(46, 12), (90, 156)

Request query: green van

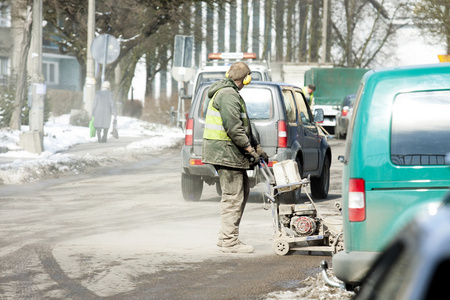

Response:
(332, 63), (450, 287)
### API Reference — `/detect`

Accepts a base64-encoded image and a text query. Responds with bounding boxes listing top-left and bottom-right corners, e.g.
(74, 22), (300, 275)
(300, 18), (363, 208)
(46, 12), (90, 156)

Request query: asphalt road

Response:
(0, 137), (346, 299)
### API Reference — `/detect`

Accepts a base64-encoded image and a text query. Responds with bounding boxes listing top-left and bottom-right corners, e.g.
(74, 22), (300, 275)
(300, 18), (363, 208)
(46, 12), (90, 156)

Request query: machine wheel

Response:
(274, 240), (290, 256)
(181, 173), (203, 201)
(278, 157), (303, 204)
(311, 155), (330, 199)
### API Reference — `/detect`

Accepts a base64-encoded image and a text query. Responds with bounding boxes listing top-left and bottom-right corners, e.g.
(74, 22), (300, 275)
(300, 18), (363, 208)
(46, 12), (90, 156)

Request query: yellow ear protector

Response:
(243, 74), (252, 85)
(225, 70), (251, 85)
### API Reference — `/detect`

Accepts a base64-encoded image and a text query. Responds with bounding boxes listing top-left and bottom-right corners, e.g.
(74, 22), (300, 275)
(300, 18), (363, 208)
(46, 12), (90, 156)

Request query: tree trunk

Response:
(298, 0), (308, 62)
(10, 5), (32, 130)
(286, 0), (294, 62)
(241, 0), (249, 52)
(275, 0), (284, 61)
(252, 0), (260, 56)
(261, 0), (272, 60)
(229, 1), (237, 52)
(309, 0), (321, 62)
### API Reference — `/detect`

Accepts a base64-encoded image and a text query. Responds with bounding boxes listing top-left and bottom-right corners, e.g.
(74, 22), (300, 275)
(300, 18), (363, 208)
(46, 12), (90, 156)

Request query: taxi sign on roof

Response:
(208, 52), (257, 60)
(438, 55), (450, 62)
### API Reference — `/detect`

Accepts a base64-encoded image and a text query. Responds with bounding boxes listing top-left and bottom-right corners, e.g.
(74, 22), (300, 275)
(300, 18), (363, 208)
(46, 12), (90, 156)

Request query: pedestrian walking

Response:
(92, 81), (117, 143)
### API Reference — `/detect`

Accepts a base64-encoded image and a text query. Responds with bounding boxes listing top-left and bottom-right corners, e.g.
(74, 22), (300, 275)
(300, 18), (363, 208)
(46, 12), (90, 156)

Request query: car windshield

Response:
(391, 90), (450, 165)
(200, 86), (273, 120)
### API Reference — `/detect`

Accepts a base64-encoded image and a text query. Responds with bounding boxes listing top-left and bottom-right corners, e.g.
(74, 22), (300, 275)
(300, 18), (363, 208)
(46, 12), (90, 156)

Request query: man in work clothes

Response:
(202, 62), (268, 253)
(302, 83), (316, 108)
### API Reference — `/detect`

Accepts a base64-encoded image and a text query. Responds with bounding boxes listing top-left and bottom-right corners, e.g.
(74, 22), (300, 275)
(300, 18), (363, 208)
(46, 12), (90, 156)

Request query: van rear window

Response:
(391, 91), (450, 165)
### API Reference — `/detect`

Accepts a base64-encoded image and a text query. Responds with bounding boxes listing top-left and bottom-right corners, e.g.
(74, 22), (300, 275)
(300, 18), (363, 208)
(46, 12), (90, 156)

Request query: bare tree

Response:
(10, 0), (32, 130)
(331, 0), (408, 68)
(413, 0), (450, 54)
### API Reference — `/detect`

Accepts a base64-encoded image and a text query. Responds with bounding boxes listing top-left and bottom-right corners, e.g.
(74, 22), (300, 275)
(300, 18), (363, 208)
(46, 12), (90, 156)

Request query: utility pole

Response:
(84, 0), (96, 116)
(29, 0), (45, 134)
(19, 0), (45, 154)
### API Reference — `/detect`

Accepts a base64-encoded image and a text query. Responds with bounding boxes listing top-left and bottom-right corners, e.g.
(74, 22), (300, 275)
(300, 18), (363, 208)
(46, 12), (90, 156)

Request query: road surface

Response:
(0, 137), (346, 299)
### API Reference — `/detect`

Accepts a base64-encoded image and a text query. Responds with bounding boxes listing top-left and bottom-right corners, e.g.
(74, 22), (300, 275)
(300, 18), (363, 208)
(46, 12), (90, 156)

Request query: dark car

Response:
(181, 81), (332, 203)
(334, 94), (355, 139)
(354, 204), (450, 300)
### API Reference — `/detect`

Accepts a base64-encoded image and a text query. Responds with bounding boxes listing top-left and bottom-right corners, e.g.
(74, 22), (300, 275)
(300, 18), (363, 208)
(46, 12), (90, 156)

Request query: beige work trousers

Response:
(216, 166), (250, 247)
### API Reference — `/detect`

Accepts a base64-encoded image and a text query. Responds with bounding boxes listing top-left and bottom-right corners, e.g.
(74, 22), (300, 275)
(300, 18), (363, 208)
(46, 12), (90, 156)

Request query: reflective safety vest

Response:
(203, 90), (249, 141)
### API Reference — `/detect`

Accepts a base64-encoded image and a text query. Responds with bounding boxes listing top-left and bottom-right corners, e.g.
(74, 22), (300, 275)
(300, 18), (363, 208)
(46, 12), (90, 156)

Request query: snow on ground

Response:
(0, 114), (184, 185)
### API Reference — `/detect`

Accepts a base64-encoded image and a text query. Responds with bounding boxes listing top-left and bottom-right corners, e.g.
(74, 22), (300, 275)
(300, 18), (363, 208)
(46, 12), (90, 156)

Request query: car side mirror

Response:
(314, 108), (324, 123)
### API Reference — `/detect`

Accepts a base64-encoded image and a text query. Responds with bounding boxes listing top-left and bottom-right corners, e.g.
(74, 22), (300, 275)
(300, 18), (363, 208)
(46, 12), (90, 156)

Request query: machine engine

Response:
(279, 202), (318, 236)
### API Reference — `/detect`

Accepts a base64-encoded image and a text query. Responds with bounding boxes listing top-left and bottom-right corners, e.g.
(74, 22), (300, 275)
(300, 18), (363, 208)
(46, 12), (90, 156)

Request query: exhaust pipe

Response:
(320, 260), (346, 290)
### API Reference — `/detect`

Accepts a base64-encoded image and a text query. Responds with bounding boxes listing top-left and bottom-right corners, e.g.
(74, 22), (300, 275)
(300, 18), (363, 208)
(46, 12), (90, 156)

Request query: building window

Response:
(0, 4), (11, 27)
(0, 57), (10, 78)
(43, 61), (59, 84)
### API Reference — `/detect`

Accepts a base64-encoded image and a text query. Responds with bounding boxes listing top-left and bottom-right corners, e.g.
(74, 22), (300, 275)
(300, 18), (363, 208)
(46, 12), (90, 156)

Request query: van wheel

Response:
(181, 173), (203, 201)
(311, 156), (330, 199)
(279, 157), (303, 204)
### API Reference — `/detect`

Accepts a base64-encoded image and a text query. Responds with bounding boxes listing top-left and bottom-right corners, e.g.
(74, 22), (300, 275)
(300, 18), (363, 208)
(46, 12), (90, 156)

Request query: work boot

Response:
(221, 241), (254, 253)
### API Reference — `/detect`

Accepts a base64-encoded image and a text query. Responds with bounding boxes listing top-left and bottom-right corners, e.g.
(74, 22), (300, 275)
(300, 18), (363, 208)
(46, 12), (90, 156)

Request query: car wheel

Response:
(311, 155), (330, 199)
(181, 173), (203, 201)
(278, 157), (303, 204)
(215, 182), (222, 196)
(335, 125), (342, 139)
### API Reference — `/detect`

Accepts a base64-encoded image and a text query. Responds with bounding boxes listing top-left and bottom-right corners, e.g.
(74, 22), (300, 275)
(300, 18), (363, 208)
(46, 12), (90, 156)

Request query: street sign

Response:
(173, 35), (193, 68)
(172, 35), (194, 83)
(91, 34), (120, 83)
(91, 34), (120, 64)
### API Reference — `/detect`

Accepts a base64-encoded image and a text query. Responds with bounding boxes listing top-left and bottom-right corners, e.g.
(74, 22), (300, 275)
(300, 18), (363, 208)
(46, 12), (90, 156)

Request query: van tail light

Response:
(277, 121), (287, 148)
(185, 118), (194, 146)
(348, 178), (366, 222)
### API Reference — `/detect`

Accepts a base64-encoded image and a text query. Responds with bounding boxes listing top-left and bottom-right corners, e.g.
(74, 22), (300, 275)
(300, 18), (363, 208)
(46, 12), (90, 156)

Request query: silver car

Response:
(181, 81), (331, 203)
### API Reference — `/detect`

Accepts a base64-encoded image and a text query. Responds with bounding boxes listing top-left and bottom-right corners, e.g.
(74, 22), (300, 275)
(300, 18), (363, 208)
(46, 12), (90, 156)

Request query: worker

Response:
(202, 61), (268, 253)
(302, 84), (316, 108)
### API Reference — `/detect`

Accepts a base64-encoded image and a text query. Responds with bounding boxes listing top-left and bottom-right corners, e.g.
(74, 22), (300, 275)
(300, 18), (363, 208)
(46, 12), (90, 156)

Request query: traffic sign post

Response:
(172, 35), (194, 130)
(91, 34), (120, 84)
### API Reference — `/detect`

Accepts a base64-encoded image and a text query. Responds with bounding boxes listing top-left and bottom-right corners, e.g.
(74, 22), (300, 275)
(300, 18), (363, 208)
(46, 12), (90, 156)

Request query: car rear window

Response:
(391, 90), (450, 165)
(196, 72), (264, 92)
(200, 86), (273, 120)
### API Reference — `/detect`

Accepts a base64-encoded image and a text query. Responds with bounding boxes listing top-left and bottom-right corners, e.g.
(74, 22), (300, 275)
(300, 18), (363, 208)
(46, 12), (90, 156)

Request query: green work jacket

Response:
(202, 78), (252, 169)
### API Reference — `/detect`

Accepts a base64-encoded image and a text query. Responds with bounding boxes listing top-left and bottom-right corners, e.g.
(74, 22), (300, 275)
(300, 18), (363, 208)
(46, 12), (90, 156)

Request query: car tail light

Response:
(267, 161), (277, 167)
(189, 159), (204, 165)
(277, 121), (287, 148)
(342, 106), (350, 117)
(185, 118), (194, 146)
(348, 178), (366, 222)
